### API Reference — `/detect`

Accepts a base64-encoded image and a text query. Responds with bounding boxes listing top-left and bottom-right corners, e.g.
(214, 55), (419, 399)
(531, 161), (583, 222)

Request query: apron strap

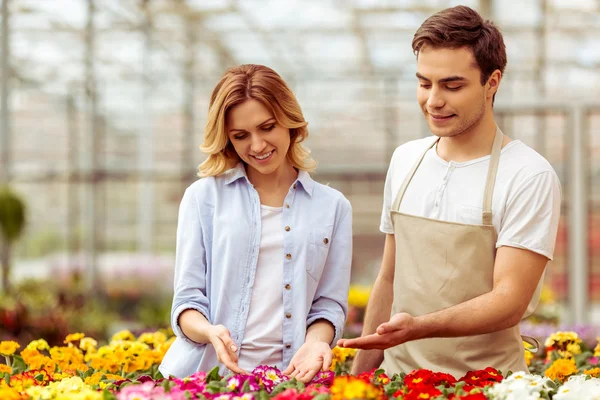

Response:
(522, 335), (540, 354)
(391, 137), (439, 213)
(481, 127), (504, 226)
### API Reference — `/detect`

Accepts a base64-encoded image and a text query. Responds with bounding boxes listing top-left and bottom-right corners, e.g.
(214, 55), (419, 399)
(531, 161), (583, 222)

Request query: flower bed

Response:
(2, 330), (600, 399)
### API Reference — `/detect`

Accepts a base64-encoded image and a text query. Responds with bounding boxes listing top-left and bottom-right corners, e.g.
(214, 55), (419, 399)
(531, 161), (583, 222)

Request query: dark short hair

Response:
(412, 5), (507, 85)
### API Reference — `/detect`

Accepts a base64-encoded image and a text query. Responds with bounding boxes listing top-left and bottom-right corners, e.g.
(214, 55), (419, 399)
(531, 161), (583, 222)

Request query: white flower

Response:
(554, 375), (600, 400)
(486, 372), (553, 400)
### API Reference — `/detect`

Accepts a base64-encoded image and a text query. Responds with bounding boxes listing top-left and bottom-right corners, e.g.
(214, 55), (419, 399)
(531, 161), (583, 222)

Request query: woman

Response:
(158, 64), (352, 383)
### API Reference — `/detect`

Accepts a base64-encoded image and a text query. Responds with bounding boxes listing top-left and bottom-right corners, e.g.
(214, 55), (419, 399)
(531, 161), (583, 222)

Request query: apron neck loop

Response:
(391, 126), (505, 225)
(481, 126), (504, 225)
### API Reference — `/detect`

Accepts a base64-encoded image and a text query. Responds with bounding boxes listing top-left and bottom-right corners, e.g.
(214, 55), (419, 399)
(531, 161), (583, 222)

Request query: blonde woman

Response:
(159, 65), (352, 383)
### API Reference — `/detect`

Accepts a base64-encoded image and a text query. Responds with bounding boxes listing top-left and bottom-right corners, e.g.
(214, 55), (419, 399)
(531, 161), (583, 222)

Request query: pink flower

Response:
(311, 370), (334, 386)
(116, 381), (155, 400)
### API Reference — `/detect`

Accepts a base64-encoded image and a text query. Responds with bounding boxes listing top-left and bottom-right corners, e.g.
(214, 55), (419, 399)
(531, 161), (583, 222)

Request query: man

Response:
(337, 5), (561, 378)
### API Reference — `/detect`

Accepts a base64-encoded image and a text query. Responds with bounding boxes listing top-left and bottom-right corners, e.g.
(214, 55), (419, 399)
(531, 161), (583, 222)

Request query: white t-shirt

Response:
(380, 137), (562, 315)
(238, 205), (284, 371)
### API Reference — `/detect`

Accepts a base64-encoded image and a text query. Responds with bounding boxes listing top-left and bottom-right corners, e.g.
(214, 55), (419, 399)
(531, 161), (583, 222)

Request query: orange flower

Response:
(0, 364), (12, 374)
(545, 358), (577, 383)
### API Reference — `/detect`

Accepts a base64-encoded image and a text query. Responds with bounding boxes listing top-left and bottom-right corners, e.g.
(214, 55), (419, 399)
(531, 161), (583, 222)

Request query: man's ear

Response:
(487, 69), (502, 99)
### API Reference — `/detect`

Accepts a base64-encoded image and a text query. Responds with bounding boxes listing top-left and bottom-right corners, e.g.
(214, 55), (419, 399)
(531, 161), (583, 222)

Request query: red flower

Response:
(402, 385), (443, 400)
(458, 367), (502, 388)
(404, 369), (456, 389)
(450, 393), (487, 400)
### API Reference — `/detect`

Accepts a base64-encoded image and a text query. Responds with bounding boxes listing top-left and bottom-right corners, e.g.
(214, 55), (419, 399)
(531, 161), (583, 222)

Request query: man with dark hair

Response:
(338, 5), (561, 378)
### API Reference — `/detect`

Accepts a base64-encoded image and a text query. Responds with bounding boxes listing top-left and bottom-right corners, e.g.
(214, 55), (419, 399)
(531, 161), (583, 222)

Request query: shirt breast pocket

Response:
(306, 227), (333, 283)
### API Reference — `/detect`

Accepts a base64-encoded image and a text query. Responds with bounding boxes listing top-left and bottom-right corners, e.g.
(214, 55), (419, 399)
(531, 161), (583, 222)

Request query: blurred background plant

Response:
(0, 186), (26, 294)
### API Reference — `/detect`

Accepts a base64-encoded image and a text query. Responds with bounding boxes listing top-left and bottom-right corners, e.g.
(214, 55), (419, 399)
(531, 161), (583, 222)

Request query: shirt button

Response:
(285, 284), (291, 290)
(285, 226), (291, 232)
(293, 184), (297, 189)
(323, 238), (329, 244)
(285, 313), (292, 318)
(286, 254), (292, 260)
(285, 203), (290, 208)
(285, 344), (291, 349)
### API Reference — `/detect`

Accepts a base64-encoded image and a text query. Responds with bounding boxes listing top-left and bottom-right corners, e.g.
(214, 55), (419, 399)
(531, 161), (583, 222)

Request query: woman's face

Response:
(226, 99), (292, 177)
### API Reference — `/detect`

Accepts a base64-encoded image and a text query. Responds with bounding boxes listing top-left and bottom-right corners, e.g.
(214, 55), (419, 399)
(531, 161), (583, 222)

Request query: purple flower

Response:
(226, 374), (261, 393)
(311, 370), (334, 386)
(251, 365), (288, 393)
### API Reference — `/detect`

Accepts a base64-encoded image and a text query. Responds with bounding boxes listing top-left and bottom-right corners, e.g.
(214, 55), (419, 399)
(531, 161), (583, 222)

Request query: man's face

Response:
(416, 45), (491, 138)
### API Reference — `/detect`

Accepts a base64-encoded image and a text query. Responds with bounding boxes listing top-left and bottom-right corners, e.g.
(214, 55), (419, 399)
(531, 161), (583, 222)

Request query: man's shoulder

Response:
(390, 136), (437, 165)
(501, 140), (559, 179)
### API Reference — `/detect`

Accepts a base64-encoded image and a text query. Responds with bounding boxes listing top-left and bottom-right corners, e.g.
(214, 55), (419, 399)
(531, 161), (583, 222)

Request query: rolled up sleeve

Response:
(306, 199), (352, 347)
(170, 187), (211, 343)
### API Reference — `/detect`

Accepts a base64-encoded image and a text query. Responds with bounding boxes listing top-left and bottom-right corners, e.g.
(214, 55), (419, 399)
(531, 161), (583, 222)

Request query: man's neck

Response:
(436, 115), (503, 163)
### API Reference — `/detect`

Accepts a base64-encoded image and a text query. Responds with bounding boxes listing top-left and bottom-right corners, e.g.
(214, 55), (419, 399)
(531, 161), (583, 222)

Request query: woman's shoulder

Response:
(311, 180), (352, 213)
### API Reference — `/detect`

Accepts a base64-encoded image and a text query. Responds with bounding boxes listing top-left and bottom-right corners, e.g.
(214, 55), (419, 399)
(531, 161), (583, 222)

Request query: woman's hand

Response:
(283, 341), (332, 383)
(207, 324), (248, 375)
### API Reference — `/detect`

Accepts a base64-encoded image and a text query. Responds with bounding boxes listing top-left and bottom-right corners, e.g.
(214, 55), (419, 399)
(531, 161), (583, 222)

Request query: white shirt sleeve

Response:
(380, 151), (396, 234)
(496, 170), (562, 259)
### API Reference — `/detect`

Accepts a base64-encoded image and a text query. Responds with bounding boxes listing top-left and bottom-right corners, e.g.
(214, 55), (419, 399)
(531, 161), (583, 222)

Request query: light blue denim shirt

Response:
(159, 163), (352, 378)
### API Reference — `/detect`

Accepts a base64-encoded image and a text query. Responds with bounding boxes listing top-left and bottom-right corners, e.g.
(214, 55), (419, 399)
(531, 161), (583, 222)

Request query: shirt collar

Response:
(223, 162), (314, 197)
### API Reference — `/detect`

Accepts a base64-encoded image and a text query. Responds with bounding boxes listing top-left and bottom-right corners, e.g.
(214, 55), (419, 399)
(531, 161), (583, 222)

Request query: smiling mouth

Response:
(253, 150), (273, 160)
(430, 114), (455, 119)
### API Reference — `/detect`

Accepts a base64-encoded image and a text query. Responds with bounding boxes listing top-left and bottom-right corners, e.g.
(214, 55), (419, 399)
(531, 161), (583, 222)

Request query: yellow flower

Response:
(539, 284), (556, 304)
(79, 337), (98, 353)
(0, 387), (21, 400)
(348, 285), (371, 308)
(585, 368), (600, 378)
(545, 358), (578, 383)
(0, 364), (12, 374)
(0, 341), (20, 356)
(330, 346), (357, 370)
(26, 339), (50, 352)
(330, 376), (383, 400)
(65, 333), (86, 344)
(544, 331), (580, 348)
(594, 340), (600, 357)
(111, 330), (135, 342)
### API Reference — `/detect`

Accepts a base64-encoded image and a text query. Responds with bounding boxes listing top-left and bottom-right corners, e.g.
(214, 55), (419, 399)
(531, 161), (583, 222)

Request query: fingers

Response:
(322, 350), (333, 371)
(297, 368), (317, 383)
(210, 326), (247, 375)
(282, 362), (295, 376)
(333, 333), (389, 350)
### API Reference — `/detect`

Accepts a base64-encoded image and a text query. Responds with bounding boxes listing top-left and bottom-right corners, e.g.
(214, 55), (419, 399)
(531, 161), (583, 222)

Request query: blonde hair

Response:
(198, 64), (316, 177)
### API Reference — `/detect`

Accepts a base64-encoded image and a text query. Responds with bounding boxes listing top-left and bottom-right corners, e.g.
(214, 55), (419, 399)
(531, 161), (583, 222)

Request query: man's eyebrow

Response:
(416, 73), (467, 84)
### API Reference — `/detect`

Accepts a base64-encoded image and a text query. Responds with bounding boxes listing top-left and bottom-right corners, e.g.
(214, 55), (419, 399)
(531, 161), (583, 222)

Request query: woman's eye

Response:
(263, 125), (276, 131)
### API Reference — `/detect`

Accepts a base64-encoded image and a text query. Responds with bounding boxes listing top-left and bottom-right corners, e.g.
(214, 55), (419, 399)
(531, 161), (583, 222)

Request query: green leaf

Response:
(206, 366), (222, 383)
(3, 372), (9, 385)
(102, 388), (117, 400)
(10, 355), (26, 374)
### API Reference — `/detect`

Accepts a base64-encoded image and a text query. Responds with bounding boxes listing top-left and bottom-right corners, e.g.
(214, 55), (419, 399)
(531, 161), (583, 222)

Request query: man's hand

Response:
(283, 341), (333, 383)
(207, 324), (248, 375)
(337, 313), (417, 350)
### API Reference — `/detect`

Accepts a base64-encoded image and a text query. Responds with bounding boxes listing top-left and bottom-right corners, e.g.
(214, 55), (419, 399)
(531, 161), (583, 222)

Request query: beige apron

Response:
(381, 128), (529, 378)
